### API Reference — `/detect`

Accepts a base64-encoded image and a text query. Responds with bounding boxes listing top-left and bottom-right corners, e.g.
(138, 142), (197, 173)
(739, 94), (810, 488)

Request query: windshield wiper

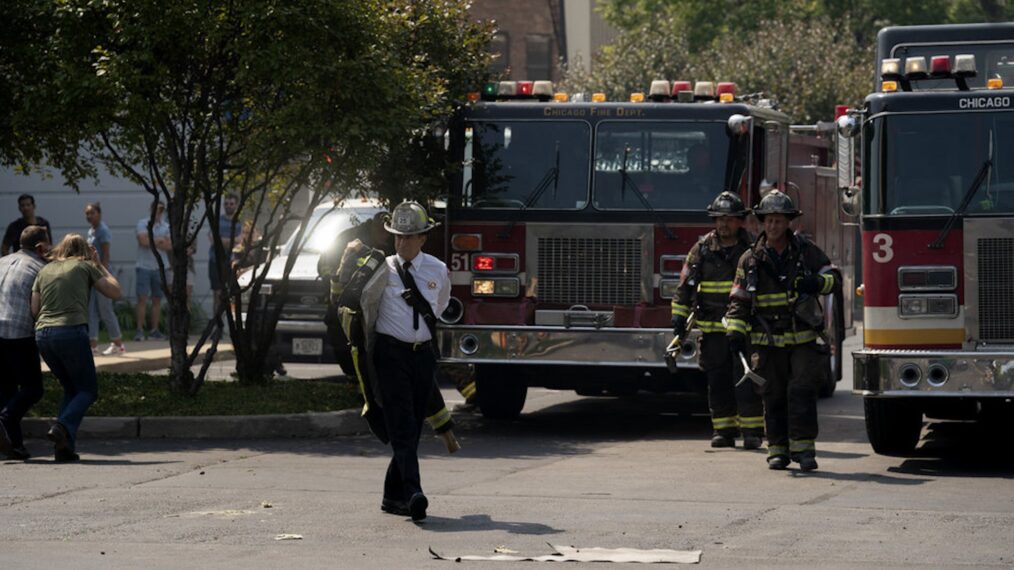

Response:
(498, 142), (560, 238)
(618, 146), (677, 240)
(929, 132), (993, 249)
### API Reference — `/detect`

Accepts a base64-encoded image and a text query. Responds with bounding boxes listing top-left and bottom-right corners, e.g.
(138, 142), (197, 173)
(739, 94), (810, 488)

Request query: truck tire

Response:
(864, 397), (922, 455)
(476, 365), (528, 420)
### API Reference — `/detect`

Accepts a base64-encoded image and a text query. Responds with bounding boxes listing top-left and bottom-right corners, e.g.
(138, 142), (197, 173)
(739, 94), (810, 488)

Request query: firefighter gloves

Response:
(727, 331), (747, 356)
(794, 274), (822, 295)
(672, 315), (688, 338)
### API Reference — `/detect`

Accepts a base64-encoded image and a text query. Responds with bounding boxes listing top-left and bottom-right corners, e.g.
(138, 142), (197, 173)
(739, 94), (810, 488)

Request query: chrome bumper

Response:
(438, 325), (701, 368)
(274, 319), (327, 334)
(853, 349), (1014, 397)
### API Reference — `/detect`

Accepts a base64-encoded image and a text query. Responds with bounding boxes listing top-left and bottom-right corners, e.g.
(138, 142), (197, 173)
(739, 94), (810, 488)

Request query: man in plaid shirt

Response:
(0, 226), (50, 460)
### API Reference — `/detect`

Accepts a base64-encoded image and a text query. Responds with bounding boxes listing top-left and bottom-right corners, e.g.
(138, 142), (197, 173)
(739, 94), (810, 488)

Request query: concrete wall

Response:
(1, 166), (217, 312)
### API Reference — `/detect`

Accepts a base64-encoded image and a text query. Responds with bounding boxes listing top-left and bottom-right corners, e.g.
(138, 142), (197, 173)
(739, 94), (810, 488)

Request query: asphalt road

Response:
(4, 335), (1013, 569)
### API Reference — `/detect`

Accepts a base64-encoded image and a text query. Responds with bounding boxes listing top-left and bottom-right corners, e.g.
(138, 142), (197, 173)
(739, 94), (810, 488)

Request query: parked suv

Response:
(245, 199), (385, 367)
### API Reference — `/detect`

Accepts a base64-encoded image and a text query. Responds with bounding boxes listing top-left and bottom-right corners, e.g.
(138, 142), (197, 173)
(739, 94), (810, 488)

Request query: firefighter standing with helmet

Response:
(724, 190), (838, 471)
(672, 191), (764, 449)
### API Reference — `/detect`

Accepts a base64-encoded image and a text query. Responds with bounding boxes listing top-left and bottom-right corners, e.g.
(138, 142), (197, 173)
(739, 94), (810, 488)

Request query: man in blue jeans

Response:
(0, 226), (50, 460)
(134, 201), (171, 341)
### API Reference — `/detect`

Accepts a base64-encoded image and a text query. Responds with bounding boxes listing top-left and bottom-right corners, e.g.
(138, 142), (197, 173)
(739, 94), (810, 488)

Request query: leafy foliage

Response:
(2, 0), (493, 392)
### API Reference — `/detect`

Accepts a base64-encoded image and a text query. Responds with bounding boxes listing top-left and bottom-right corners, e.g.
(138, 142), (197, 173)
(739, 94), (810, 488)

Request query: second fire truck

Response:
(439, 80), (853, 419)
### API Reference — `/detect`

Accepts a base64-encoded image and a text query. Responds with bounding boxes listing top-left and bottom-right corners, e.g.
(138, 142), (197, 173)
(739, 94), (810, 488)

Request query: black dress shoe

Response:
(381, 498), (409, 516)
(54, 448), (80, 463)
(47, 422), (71, 451)
(408, 492), (428, 521)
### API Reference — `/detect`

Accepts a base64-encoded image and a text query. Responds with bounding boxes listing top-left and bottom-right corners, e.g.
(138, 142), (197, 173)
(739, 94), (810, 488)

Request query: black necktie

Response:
(402, 260), (420, 330)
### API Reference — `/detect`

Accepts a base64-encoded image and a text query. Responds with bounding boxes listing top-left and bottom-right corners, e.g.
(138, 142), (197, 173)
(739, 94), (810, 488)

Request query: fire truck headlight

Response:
(472, 278), (520, 297)
(897, 266), (957, 291)
(898, 294), (958, 318)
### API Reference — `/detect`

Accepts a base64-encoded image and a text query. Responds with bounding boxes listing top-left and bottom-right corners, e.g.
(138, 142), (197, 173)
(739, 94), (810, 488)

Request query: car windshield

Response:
(592, 122), (733, 210)
(866, 111), (1014, 215)
(457, 120), (591, 209)
(283, 207), (379, 255)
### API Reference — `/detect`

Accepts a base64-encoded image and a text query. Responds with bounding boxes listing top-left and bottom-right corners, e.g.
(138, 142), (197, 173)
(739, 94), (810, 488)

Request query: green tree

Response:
(2, 0), (492, 392)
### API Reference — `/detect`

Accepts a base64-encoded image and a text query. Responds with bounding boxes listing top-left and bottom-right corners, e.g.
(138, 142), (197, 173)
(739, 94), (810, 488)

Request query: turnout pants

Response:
(700, 334), (764, 437)
(754, 341), (824, 459)
(373, 334), (437, 503)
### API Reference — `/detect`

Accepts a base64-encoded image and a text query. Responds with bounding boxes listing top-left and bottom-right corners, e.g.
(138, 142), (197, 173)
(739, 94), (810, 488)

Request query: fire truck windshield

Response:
(867, 111), (1014, 215)
(592, 122), (733, 210)
(458, 120), (590, 210)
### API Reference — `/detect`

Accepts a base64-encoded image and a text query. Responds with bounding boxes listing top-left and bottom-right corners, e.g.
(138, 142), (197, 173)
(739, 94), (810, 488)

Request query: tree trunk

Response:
(165, 238), (196, 394)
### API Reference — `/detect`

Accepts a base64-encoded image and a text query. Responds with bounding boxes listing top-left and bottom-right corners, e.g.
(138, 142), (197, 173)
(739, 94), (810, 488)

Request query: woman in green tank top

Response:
(31, 234), (122, 462)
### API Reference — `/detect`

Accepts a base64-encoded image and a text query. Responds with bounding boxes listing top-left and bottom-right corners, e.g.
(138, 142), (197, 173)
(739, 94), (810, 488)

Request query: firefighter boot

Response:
(767, 455), (789, 470)
(792, 452), (819, 472)
(711, 433), (736, 448)
(742, 433), (763, 450)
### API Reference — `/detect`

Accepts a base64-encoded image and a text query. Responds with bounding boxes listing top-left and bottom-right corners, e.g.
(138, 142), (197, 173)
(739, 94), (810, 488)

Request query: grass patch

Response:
(30, 373), (363, 417)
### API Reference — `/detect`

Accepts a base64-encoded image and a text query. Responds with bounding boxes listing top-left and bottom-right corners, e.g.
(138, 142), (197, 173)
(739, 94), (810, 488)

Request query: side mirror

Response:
(840, 185), (861, 218)
(836, 114), (860, 138)
(727, 114), (752, 137)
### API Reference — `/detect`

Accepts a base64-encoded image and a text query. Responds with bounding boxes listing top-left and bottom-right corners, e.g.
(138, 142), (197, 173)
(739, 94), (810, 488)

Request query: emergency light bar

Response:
(716, 82), (737, 103)
(694, 81), (715, 99)
(880, 54), (978, 92)
(649, 80), (670, 101)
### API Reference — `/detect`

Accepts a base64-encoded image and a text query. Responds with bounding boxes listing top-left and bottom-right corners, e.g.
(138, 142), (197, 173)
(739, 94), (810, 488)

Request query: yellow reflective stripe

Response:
(698, 280), (733, 294)
(725, 318), (749, 334)
(789, 439), (816, 453)
(671, 303), (691, 317)
(712, 416), (739, 430)
(739, 416), (765, 429)
(426, 406), (452, 430)
(459, 381), (477, 399)
(750, 329), (818, 347)
(756, 292), (786, 301)
(819, 273), (834, 295)
(351, 346), (370, 415)
(696, 320), (726, 333)
(768, 445), (788, 458)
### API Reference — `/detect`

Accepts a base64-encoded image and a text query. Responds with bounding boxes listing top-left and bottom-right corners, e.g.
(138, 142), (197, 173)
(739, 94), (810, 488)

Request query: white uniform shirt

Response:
(374, 252), (450, 344)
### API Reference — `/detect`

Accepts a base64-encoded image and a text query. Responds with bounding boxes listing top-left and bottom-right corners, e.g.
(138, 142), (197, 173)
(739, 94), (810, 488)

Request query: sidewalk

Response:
(41, 339), (235, 375)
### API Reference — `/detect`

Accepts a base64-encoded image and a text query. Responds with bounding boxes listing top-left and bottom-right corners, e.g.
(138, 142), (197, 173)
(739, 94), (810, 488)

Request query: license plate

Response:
(292, 337), (323, 356)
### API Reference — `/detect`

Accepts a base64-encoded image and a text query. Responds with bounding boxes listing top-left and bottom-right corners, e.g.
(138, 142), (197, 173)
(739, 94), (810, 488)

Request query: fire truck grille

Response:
(977, 237), (1014, 342)
(537, 237), (641, 305)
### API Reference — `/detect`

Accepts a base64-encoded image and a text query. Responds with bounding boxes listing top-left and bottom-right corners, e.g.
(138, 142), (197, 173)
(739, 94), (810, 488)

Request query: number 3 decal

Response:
(871, 233), (894, 263)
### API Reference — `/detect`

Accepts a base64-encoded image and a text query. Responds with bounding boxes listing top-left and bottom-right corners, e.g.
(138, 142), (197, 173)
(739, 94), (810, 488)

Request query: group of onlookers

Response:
(0, 192), (247, 462)
(0, 195), (124, 462)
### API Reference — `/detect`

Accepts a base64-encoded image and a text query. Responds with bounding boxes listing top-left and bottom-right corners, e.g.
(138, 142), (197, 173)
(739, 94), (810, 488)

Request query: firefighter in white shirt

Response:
(373, 201), (450, 522)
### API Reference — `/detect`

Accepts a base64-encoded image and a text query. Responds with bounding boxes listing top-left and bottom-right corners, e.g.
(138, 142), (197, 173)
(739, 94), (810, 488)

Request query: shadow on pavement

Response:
(416, 513), (563, 535)
(790, 469), (930, 485)
(884, 421), (1014, 479)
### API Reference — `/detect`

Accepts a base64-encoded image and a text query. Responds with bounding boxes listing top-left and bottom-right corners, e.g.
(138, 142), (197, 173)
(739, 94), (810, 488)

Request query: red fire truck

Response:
(838, 23), (1014, 454)
(439, 80), (853, 419)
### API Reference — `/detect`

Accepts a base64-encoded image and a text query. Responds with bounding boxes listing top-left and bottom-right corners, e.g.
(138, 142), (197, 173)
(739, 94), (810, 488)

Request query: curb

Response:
(92, 348), (236, 374)
(22, 409), (368, 440)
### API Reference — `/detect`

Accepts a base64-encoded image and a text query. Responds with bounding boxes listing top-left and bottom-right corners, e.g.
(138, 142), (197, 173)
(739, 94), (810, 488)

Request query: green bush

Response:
(30, 372), (363, 416)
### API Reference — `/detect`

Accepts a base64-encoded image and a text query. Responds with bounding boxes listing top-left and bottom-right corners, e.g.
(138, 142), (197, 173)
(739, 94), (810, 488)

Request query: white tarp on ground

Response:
(430, 544), (702, 564)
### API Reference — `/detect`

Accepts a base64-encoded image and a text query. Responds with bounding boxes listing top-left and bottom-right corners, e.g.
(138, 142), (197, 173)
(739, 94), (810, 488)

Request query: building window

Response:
(490, 32), (509, 75)
(525, 34), (552, 80)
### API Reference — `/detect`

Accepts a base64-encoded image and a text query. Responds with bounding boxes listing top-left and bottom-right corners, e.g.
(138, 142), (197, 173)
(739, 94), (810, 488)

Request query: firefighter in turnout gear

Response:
(672, 191), (764, 449)
(724, 190), (838, 471)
